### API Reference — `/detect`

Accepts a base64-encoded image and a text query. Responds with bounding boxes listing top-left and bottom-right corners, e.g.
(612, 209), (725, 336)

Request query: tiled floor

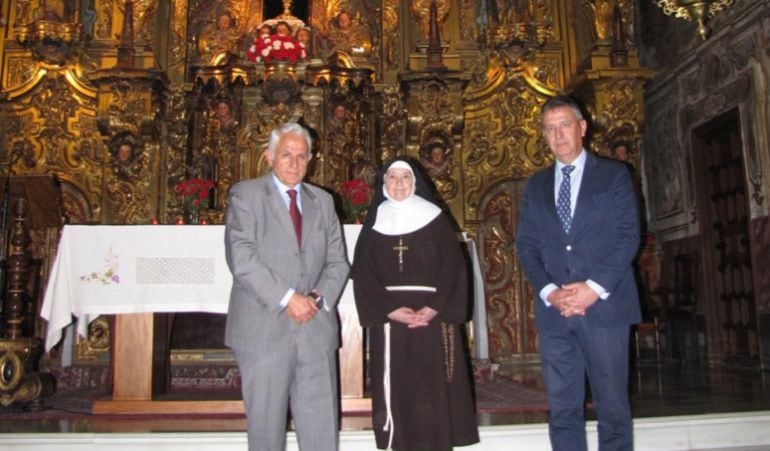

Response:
(628, 362), (770, 419)
(1, 362), (770, 450)
(479, 360), (770, 427)
(1, 360), (768, 434)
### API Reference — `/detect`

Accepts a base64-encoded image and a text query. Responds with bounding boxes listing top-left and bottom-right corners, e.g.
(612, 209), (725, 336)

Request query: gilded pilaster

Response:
(166, 0), (190, 83)
(164, 83), (193, 223)
(375, 84), (406, 165)
(564, 0), (653, 169)
(401, 71), (468, 219)
(573, 72), (652, 165)
(91, 69), (165, 225)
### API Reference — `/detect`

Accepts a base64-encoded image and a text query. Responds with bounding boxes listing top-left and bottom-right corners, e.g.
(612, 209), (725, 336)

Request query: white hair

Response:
(266, 123), (313, 157)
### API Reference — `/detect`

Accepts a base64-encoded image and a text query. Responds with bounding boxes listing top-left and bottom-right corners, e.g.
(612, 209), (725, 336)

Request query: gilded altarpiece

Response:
(463, 65), (557, 363)
(0, 0), (655, 372)
(0, 69), (106, 360)
(2, 69), (102, 225)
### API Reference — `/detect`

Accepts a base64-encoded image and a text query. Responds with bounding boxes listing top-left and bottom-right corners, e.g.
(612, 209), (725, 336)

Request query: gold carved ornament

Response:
(482, 0), (554, 66)
(477, 186), (538, 361)
(590, 77), (645, 160)
(462, 64), (557, 222)
(3, 71), (104, 224)
(410, 0), (450, 41)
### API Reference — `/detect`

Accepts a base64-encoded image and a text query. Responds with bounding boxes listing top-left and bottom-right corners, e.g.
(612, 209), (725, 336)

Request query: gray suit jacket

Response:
(224, 173), (349, 360)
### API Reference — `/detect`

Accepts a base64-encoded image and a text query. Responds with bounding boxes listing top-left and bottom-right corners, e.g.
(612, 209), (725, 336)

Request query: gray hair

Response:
(266, 123), (313, 157)
(541, 95), (584, 122)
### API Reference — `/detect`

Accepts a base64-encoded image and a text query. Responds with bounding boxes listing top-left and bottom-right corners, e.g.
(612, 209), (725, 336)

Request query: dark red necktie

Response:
(287, 189), (302, 245)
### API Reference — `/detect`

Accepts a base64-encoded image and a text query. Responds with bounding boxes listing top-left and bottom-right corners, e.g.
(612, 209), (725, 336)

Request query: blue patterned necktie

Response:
(557, 165), (575, 233)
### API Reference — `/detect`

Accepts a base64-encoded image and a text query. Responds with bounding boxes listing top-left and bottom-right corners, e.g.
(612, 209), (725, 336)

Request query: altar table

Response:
(40, 225), (367, 414)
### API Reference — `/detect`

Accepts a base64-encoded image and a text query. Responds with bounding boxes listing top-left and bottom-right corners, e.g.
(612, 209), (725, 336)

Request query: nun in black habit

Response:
(352, 157), (479, 451)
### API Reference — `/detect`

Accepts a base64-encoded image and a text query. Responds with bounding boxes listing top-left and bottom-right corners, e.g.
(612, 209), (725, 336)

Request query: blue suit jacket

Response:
(515, 152), (642, 331)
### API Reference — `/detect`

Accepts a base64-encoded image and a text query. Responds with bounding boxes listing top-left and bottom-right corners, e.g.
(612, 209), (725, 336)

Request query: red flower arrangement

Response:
(175, 178), (215, 209)
(340, 178), (372, 224)
(246, 33), (306, 64)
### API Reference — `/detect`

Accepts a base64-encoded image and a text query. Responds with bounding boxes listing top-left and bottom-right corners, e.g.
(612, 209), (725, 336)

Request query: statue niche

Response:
(420, 136), (457, 201)
(312, 7), (374, 68)
(197, 10), (242, 65)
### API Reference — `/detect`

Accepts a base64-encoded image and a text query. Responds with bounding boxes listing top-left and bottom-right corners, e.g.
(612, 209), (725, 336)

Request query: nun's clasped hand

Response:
(387, 306), (438, 328)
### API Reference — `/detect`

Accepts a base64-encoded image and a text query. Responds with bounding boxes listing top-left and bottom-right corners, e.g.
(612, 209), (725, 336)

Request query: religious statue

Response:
(422, 144), (450, 176)
(213, 100), (238, 132)
(323, 10), (372, 58)
(329, 103), (348, 131)
(589, 0), (615, 42)
(326, 101), (352, 180)
(420, 140), (457, 199)
(410, 0), (450, 42)
(115, 143), (135, 166)
(110, 137), (142, 183)
(197, 11), (241, 65)
(246, 19), (307, 64)
(33, 0), (68, 21)
(295, 27), (313, 58)
(350, 158), (377, 187)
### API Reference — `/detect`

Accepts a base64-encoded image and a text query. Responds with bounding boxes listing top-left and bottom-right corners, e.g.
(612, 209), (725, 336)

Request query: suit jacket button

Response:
(566, 245), (572, 251)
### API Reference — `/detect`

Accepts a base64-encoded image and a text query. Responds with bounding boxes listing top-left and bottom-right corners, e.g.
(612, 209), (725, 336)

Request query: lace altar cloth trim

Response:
(135, 257), (216, 284)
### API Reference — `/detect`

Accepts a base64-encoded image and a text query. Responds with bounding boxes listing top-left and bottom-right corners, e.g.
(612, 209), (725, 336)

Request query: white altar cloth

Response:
(40, 224), (487, 360)
(41, 225), (233, 352)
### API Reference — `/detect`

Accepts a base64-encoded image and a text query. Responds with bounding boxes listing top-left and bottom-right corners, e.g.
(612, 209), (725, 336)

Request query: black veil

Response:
(352, 156), (440, 272)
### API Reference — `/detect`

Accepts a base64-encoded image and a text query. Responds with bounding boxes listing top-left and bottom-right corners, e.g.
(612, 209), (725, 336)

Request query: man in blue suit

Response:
(516, 96), (641, 450)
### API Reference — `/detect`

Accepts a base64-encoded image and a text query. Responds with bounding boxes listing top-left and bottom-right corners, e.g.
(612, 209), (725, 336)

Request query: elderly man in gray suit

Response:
(225, 122), (350, 451)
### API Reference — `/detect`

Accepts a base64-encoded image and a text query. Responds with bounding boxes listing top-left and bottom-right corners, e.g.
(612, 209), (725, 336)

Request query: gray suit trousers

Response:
(233, 345), (339, 451)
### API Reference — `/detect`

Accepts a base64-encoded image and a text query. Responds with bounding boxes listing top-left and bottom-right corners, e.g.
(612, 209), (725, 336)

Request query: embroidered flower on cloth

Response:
(80, 246), (120, 285)
(246, 34), (306, 64)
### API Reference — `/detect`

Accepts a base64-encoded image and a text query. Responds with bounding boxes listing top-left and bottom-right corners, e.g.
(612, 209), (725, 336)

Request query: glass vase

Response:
(184, 207), (201, 225)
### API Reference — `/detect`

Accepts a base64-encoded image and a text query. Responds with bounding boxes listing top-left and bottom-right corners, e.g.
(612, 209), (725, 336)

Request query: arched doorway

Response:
(692, 108), (758, 366)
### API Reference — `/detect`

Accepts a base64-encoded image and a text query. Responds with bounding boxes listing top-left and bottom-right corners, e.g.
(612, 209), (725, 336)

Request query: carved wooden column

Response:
(0, 199), (54, 406)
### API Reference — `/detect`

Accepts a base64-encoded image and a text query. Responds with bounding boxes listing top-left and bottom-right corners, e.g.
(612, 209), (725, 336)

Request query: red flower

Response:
(175, 178), (215, 208)
(246, 34), (306, 64)
(340, 179), (372, 223)
(342, 179), (370, 205)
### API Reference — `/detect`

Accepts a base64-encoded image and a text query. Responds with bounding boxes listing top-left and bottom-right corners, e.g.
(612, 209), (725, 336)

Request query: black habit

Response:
(353, 213), (479, 451)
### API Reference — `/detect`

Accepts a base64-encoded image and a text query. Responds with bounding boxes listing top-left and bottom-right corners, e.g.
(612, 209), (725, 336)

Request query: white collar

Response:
(556, 149), (587, 173)
(372, 195), (441, 235)
(271, 173), (302, 192)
